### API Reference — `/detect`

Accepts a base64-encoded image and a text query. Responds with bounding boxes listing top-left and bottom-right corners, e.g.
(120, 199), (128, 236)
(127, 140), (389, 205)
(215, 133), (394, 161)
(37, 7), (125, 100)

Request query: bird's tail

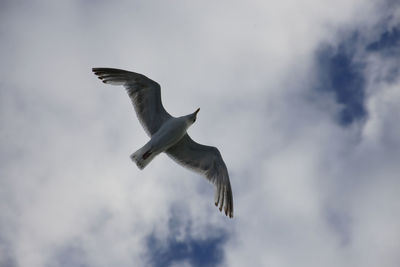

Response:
(130, 143), (157, 170)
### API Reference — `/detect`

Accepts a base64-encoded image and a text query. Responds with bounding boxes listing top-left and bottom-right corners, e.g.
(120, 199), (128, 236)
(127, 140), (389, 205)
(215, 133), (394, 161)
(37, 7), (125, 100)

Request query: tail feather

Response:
(130, 145), (157, 169)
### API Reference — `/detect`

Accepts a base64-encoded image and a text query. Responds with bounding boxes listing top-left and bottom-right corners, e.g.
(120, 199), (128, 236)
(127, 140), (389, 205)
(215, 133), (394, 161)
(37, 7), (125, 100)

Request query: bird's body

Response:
(92, 67), (233, 218)
(131, 114), (194, 169)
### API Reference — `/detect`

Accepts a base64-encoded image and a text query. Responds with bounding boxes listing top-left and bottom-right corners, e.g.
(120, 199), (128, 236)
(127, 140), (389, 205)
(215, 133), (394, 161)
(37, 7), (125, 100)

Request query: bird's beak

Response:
(194, 108), (200, 115)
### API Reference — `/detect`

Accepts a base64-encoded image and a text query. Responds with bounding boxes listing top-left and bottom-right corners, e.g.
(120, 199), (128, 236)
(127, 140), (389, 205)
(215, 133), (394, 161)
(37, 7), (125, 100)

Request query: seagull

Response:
(92, 68), (233, 218)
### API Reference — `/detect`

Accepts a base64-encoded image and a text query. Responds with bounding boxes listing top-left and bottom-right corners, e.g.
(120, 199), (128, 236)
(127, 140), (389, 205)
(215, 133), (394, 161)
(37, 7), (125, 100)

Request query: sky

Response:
(0, 0), (399, 266)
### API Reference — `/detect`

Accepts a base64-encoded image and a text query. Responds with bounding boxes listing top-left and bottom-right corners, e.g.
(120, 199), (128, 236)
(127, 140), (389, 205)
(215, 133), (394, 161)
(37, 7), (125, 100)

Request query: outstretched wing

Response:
(166, 134), (234, 218)
(92, 68), (172, 136)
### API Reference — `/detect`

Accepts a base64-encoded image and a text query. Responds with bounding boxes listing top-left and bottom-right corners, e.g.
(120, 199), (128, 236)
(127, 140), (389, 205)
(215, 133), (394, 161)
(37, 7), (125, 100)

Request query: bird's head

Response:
(188, 108), (200, 125)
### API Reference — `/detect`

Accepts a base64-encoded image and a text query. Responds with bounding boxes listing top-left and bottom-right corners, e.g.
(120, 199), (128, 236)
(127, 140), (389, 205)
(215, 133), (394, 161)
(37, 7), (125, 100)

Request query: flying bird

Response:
(92, 68), (233, 218)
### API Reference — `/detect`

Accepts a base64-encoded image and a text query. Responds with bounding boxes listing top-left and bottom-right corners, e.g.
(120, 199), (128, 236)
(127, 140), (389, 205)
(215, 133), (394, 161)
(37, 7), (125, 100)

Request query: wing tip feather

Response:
(214, 182), (234, 218)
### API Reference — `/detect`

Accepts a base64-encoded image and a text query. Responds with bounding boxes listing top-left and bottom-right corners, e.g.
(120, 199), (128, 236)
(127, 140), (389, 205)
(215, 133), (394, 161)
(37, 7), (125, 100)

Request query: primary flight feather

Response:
(92, 68), (233, 218)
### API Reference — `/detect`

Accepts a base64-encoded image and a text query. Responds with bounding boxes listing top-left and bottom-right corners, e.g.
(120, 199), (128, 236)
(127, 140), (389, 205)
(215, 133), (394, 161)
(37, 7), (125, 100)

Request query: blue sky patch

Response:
(314, 35), (367, 126)
(366, 24), (400, 82)
(366, 25), (400, 54)
(313, 23), (400, 126)
(146, 211), (227, 267)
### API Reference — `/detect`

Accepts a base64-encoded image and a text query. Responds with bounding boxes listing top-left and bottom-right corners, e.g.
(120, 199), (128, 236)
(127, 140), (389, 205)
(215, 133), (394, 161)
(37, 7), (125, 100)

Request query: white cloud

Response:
(1, 0), (399, 266)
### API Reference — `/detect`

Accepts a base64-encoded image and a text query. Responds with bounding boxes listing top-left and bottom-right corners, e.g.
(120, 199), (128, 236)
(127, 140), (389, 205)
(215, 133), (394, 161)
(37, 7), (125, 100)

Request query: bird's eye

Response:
(193, 118), (196, 122)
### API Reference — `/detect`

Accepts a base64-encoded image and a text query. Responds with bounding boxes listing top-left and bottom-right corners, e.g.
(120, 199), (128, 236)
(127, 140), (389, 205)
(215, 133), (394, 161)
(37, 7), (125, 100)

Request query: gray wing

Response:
(166, 134), (234, 218)
(92, 68), (172, 136)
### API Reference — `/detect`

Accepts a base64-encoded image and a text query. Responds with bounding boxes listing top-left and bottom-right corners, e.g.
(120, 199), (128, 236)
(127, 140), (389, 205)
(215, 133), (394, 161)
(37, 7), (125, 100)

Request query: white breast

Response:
(149, 117), (189, 153)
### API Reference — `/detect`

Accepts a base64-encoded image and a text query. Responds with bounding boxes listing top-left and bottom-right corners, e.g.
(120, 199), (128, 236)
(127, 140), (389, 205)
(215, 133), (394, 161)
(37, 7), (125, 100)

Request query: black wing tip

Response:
(93, 72), (107, 83)
(92, 67), (131, 73)
(92, 67), (106, 76)
(92, 67), (128, 84)
(213, 179), (233, 218)
(220, 206), (234, 218)
(224, 208), (233, 218)
(215, 199), (234, 218)
(92, 67), (106, 73)
(225, 206), (234, 218)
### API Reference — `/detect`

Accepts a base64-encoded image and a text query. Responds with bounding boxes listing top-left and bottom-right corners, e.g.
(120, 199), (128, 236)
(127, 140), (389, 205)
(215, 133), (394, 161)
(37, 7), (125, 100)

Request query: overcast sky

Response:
(1, 0), (399, 266)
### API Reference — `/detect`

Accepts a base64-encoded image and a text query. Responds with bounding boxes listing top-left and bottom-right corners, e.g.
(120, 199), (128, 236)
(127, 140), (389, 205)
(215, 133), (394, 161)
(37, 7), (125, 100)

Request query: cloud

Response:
(1, 0), (399, 267)
(314, 34), (367, 126)
(366, 24), (400, 53)
(146, 206), (227, 267)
